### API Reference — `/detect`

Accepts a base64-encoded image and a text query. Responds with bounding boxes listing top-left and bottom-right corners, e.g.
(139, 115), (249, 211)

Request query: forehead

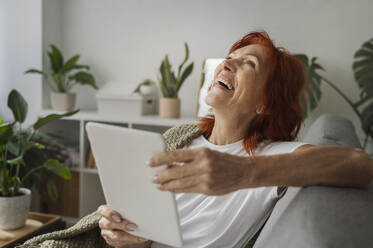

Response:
(229, 44), (268, 63)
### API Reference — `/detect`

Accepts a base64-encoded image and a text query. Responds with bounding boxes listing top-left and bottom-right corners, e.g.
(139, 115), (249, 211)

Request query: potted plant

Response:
(133, 79), (156, 96)
(25, 44), (98, 111)
(296, 37), (373, 153)
(157, 43), (194, 118)
(0, 89), (77, 230)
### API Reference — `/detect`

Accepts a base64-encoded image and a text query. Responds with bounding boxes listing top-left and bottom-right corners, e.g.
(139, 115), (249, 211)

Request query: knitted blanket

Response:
(17, 124), (202, 248)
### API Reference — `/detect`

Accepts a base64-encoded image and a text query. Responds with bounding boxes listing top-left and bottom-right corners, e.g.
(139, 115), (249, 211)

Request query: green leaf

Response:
(354, 48), (373, 60)
(24, 69), (46, 76)
(61, 55), (80, 74)
(7, 89), (28, 123)
(352, 38), (373, 98)
(69, 71), (98, 89)
(162, 56), (177, 97)
(158, 59), (170, 97)
(9, 176), (21, 196)
(7, 156), (24, 165)
(52, 73), (65, 92)
(158, 43), (193, 98)
(295, 54), (309, 66)
(46, 179), (58, 201)
(50, 45), (64, 72)
(361, 101), (373, 135)
(48, 51), (58, 73)
(176, 62), (194, 93)
(22, 141), (45, 153)
(294, 54), (323, 118)
(73, 64), (90, 70)
(43, 159), (72, 180)
(6, 141), (19, 155)
(28, 131), (63, 147)
(177, 42), (190, 78)
(157, 72), (169, 97)
(0, 123), (14, 146)
(33, 109), (79, 130)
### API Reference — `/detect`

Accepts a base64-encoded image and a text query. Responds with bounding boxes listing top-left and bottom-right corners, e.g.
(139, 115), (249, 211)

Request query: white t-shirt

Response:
(152, 136), (306, 248)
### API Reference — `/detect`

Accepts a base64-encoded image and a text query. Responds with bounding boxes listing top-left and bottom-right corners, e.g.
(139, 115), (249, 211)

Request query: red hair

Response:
(198, 31), (306, 155)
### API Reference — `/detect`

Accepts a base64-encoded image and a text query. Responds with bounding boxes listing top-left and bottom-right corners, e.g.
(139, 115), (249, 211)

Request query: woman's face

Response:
(205, 44), (269, 117)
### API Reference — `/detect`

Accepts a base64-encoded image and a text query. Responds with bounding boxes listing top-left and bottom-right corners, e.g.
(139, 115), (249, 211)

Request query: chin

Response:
(205, 93), (224, 108)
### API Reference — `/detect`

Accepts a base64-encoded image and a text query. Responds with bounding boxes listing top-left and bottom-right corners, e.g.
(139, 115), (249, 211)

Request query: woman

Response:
(98, 31), (373, 248)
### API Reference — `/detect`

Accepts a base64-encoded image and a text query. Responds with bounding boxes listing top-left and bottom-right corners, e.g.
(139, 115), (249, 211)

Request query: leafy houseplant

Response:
(133, 79), (156, 96)
(0, 89), (77, 229)
(296, 37), (373, 150)
(157, 42), (194, 118)
(25, 44), (98, 111)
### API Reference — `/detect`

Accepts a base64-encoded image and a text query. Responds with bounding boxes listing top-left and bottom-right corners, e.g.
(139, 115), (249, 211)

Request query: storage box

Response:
(96, 82), (156, 117)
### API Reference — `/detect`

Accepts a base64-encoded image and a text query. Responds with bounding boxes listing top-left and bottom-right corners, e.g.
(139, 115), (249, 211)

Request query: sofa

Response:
(253, 114), (373, 248)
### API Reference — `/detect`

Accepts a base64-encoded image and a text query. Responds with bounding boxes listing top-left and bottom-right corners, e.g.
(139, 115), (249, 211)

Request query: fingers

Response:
(97, 205), (138, 232)
(153, 161), (201, 184)
(158, 173), (205, 191)
(101, 229), (148, 247)
(149, 149), (195, 167)
(99, 216), (137, 232)
(97, 205), (123, 223)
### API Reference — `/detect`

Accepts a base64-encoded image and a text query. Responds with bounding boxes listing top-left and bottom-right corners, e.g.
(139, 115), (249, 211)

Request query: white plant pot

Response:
(0, 188), (31, 230)
(139, 85), (154, 96)
(50, 92), (76, 111)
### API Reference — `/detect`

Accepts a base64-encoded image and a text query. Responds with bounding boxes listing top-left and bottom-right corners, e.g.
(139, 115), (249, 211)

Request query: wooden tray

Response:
(0, 212), (62, 248)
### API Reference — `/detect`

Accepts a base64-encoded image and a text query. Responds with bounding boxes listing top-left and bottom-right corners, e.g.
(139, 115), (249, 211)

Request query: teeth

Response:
(218, 79), (233, 90)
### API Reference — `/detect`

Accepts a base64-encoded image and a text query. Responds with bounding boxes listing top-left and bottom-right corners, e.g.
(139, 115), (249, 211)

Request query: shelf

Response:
(39, 109), (197, 127)
(70, 167), (98, 174)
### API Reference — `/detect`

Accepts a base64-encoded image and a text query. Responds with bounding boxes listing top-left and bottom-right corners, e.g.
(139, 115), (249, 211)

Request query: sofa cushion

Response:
(254, 183), (373, 248)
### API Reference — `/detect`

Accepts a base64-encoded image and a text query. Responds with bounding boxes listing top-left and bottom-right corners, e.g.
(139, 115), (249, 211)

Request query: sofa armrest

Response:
(254, 182), (373, 248)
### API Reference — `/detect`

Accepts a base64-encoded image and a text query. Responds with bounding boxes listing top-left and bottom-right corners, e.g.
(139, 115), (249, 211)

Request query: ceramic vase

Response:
(0, 188), (31, 230)
(50, 92), (76, 111)
(159, 98), (180, 118)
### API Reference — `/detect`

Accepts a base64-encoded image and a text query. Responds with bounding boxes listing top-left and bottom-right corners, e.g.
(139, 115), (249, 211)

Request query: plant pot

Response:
(50, 92), (76, 111)
(159, 98), (181, 118)
(0, 188), (31, 230)
(139, 85), (154, 96)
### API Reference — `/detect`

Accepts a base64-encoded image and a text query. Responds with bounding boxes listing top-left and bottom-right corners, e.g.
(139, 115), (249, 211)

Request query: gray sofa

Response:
(253, 114), (373, 248)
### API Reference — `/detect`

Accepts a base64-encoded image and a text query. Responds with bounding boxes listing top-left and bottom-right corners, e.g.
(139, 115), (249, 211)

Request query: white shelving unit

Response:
(38, 109), (196, 223)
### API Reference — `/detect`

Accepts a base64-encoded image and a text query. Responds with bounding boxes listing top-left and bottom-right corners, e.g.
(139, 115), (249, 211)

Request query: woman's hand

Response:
(97, 205), (152, 248)
(149, 147), (253, 195)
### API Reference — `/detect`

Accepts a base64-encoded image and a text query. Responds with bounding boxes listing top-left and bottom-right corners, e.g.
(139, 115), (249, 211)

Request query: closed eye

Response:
(246, 60), (256, 68)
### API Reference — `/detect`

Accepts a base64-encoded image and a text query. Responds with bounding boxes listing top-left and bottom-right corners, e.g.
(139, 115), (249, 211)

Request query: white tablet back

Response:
(86, 122), (182, 247)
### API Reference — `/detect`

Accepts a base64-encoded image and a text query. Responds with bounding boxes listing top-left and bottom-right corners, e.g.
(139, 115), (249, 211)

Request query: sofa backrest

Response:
(254, 114), (373, 248)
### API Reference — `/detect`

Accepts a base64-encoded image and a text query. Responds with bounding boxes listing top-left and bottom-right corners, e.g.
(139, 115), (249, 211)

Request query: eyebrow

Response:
(229, 52), (262, 66)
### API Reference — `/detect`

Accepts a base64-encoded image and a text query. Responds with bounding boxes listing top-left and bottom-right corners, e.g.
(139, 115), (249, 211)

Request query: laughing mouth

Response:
(217, 79), (234, 90)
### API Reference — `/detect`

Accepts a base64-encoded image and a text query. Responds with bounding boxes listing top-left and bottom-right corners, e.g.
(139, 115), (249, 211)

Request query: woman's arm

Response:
(149, 145), (373, 195)
(247, 145), (373, 188)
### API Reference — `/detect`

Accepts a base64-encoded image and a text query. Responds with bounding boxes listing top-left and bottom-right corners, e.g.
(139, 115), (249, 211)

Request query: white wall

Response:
(51, 0), (373, 139)
(0, 0), (42, 126)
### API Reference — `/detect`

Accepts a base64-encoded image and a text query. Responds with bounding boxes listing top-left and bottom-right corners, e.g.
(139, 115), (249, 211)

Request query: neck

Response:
(208, 110), (254, 145)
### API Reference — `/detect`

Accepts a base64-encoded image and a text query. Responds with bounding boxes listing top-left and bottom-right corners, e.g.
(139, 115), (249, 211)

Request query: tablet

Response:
(86, 122), (183, 247)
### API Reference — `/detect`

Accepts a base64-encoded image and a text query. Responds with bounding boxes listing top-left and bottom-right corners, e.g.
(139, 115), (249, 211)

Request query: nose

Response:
(223, 59), (235, 72)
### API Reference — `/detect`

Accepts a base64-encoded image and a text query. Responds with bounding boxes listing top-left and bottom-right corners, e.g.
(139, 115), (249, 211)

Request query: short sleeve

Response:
(258, 141), (309, 156)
